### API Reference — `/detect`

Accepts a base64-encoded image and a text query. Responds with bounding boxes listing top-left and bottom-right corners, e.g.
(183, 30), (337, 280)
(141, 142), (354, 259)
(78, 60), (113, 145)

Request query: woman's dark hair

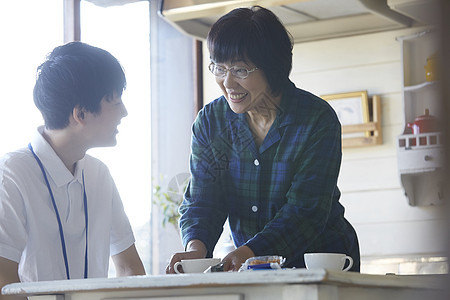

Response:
(33, 42), (126, 129)
(207, 6), (293, 95)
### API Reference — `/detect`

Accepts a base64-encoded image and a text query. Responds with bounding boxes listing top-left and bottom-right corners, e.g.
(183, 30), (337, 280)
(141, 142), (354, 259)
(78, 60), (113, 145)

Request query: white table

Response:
(2, 269), (446, 300)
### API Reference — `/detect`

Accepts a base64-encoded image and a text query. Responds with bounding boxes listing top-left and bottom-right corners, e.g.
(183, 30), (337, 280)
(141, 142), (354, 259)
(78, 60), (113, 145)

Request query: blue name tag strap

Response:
(82, 171), (88, 279)
(28, 143), (88, 280)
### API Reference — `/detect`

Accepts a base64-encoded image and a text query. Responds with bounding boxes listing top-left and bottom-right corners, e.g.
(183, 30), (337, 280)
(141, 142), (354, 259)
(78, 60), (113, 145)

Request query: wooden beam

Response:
(64, 0), (81, 42)
(193, 40), (203, 115)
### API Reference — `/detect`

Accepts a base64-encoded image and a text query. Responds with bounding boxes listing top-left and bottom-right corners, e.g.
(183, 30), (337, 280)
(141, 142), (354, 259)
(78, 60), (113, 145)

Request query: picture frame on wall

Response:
(321, 91), (370, 138)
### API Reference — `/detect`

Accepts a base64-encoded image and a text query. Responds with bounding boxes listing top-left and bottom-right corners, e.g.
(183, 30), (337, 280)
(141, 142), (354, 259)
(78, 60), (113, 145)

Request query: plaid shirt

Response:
(180, 83), (360, 270)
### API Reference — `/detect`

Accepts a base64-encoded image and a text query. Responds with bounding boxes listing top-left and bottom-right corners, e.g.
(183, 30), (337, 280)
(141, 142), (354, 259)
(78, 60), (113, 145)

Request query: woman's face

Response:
(213, 60), (272, 114)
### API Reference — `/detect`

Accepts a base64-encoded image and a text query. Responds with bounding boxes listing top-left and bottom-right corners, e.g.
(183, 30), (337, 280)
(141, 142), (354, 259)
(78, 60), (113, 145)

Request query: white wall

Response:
(203, 26), (447, 274)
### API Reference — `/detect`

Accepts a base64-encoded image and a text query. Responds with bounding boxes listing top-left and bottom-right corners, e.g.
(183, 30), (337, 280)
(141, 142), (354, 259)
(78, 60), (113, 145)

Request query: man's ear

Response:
(73, 106), (87, 124)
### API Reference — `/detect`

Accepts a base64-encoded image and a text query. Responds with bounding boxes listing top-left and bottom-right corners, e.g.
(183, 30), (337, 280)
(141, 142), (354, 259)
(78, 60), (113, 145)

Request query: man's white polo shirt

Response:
(0, 126), (135, 282)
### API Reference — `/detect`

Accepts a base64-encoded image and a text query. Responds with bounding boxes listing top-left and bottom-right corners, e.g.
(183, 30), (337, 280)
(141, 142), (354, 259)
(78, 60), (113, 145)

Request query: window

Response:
(0, 0), (194, 276)
(0, 0), (151, 276)
(0, 0), (63, 153)
(81, 1), (152, 274)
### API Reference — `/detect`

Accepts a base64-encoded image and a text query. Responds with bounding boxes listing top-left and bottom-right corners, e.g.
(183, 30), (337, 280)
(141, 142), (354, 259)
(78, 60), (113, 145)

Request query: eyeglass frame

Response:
(208, 62), (258, 79)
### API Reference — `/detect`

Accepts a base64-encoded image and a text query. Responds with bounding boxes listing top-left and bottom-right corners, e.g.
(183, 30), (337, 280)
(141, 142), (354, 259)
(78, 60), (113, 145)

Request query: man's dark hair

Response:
(33, 42), (126, 129)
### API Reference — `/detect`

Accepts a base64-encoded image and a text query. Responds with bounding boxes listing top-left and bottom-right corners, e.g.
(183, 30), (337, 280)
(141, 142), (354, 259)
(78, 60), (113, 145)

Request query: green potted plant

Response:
(152, 173), (190, 229)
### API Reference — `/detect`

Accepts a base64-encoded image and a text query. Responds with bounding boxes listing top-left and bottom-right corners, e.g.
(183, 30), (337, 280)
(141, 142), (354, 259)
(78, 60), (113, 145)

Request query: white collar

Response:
(30, 126), (85, 187)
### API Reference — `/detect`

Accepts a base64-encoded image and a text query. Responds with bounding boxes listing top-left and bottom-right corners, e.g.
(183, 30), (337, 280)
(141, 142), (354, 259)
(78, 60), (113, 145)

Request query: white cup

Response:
(174, 258), (221, 274)
(304, 253), (353, 272)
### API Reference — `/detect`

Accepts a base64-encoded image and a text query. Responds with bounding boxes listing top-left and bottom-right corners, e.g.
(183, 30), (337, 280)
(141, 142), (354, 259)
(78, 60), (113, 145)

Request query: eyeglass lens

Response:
(209, 63), (256, 79)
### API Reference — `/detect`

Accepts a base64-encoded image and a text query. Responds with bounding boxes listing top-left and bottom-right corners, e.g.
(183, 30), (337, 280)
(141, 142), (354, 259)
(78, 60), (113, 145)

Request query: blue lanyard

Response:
(28, 143), (88, 280)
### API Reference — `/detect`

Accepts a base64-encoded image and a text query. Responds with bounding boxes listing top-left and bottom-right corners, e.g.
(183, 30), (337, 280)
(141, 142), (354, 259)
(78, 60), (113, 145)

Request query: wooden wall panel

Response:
(355, 220), (447, 256)
(341, 190), (446, 224)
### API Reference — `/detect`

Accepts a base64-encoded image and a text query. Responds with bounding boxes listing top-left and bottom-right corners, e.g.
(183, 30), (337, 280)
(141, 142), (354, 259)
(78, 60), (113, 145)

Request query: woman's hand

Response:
(221, 245), (255, 272)
(166, 240), (207, 274)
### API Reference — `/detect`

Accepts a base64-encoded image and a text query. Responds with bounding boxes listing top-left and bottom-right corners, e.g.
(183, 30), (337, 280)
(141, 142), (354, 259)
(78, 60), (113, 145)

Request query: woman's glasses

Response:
(208, 62), (258, 79)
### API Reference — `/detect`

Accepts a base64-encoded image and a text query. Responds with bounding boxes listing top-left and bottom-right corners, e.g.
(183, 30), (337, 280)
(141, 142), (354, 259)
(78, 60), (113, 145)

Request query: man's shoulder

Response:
(82, 154), (113, 178)
(84, 153), (103, 163)
(0, 147), (34, 175)
(83, 154), (109, 170)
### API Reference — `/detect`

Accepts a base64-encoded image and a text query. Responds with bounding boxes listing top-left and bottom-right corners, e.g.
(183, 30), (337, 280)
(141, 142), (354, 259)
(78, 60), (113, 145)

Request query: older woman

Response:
(167, 6), (360, 273)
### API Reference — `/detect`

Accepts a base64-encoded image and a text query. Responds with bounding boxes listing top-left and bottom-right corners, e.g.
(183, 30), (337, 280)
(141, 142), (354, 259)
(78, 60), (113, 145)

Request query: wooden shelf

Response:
(396, 30), (443, 206)
(404, 80), (439, 92)
(342, 95), (382, 148)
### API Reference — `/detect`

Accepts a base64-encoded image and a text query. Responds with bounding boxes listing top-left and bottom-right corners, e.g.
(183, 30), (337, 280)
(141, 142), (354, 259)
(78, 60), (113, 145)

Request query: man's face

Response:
(83, 92), (128, 148)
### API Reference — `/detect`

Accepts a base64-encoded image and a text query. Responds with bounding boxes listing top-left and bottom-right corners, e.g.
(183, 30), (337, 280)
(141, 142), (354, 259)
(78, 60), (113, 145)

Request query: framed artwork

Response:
(321, 91), (370, 138)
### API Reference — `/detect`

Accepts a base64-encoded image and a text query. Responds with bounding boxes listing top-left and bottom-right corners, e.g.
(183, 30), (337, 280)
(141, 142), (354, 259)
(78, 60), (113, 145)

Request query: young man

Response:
(0, 42), (145, 295)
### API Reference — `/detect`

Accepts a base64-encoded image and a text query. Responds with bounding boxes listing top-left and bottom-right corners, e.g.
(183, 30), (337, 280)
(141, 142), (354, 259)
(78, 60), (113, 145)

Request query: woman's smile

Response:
(228, 92), (248, 102)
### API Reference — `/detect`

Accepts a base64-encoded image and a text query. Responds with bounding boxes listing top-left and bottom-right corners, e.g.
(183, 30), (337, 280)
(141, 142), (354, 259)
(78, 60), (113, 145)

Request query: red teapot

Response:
(407, 109), (440, 134)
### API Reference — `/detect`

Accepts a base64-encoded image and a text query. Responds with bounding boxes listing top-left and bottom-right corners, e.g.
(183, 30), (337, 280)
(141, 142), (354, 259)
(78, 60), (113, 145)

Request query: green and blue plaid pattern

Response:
(180, 83), (360, 271)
